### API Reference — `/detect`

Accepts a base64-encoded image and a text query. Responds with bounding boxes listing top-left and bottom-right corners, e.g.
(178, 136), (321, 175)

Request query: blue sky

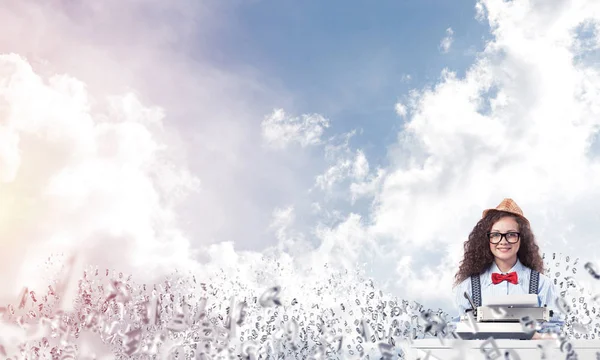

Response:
(195, 0), (492, 165)
(3, 2), (600, 353)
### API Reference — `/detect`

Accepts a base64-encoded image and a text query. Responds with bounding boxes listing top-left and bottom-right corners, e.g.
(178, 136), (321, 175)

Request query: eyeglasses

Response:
(487, 231), (520, 244)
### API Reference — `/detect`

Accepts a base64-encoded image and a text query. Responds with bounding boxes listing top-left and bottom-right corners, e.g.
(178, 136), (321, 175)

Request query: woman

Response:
(452, 198), (560, 339)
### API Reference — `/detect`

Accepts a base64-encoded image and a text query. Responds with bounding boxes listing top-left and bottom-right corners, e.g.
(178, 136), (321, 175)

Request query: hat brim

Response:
(482, 208), (530, 224)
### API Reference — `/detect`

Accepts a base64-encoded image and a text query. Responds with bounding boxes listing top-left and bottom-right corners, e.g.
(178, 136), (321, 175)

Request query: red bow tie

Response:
(492, 272), (518, 285)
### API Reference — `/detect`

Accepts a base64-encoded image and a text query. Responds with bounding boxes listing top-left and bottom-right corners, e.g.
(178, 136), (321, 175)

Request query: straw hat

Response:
(482, 198), (529, 224)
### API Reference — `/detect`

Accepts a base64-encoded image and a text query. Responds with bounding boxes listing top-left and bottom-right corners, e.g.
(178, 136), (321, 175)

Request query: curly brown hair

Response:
(453, 210), (545, 287)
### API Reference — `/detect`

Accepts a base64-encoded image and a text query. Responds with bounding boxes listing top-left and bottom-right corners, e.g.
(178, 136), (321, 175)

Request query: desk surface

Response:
(410, 339), (600, 360)
(412, 339), (600, 349)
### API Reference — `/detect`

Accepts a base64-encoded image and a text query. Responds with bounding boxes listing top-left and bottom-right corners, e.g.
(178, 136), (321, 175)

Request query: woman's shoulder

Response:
(537, 271), (553, 284)
(519, 262), (549, 276)
(453, 277), (470, 287)
(519, 264), (553, 284)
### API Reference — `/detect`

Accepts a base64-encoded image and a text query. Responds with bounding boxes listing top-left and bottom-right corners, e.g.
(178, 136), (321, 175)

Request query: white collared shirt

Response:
(452, 258), (561, 322)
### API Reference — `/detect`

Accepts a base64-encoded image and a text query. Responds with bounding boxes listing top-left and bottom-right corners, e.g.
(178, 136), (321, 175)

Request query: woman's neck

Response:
(495, 258), (518, 273)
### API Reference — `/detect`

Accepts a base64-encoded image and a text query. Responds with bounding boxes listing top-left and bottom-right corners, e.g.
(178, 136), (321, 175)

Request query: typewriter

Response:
(454, 293), (553, 340)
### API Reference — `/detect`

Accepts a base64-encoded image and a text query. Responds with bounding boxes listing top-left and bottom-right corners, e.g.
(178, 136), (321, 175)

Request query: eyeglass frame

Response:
(486, 231), (521, 244)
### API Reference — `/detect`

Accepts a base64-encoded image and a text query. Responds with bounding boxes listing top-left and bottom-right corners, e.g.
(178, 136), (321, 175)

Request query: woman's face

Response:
(488, 216), (521, 263)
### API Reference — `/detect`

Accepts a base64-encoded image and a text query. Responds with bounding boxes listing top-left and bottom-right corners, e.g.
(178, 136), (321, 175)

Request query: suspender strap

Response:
(470, 274), (482, 308)
(471, 269), (539, 311)
(529, 269), (539, 294)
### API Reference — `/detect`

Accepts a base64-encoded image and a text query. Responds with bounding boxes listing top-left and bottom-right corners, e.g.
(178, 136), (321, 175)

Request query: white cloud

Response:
(395, 102), (408, 118)
(349, 168), (386, 203)
(0, 126), (20, 182)
(352, 150), (369, 179)
(314, 150), (369, 191)
(572, 18), (600, 56)
(475, 2), (487, 23)
(364, 0), (600, 310)
(439, 27), (454, 53)
(5, 0), (600, 349)
(0, 1), (500, 356)
(252, 0), (600, 314)
(313, 213), (375, 270)
(268, 206), (314, 256)
(0, 1), (347, 322)
(308, 130), (388, 208)
(0, 53), (200, 300)
(0, 0), (319, 258)
(261, 108), (330, 149)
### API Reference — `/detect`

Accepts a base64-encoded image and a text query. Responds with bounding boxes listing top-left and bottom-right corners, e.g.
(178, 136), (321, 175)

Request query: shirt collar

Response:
(481, 258), (524, 287)
(491, 258), (523, 274)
